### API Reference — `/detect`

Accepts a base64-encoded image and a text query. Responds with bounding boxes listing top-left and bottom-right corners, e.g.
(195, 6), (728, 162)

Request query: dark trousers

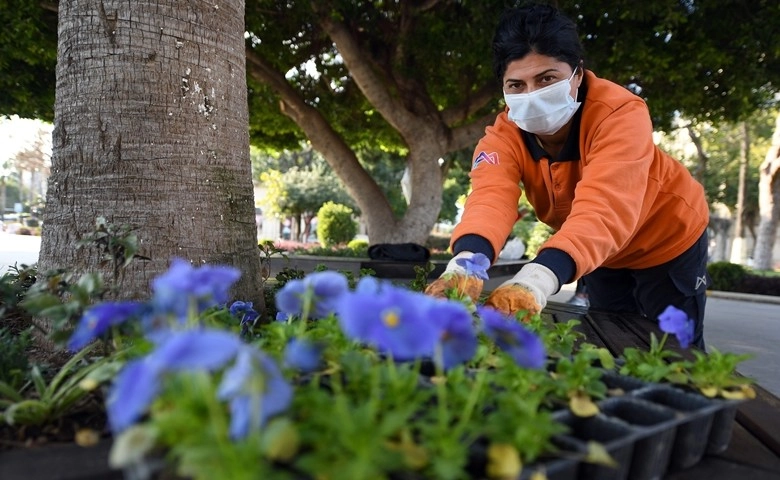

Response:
(582, 230), (709, 350)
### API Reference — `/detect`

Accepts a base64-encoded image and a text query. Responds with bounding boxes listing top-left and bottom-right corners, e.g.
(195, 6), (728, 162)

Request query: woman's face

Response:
(502, 52), (582, 97)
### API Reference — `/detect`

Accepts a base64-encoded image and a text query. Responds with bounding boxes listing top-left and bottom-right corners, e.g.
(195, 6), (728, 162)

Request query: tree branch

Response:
(313, 5), (428, 138)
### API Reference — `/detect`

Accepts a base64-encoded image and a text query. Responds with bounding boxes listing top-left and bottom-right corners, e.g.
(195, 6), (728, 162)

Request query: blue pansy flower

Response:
(230, 301), (260, 335)
(658, 305), (695, 349)
(478, 306), (546, 369)
(428, 299), (478, 369)
(106, 329), (243, 433)
(147, 329), (243, 371)
(337, 285), (442, 361)
(151, 258), (241, 320)
(355, 275), (382, 294)
(456, 253), (491, 280)
(218, 347), (293, 439)
(68, 301), (146, 351)
(275, 270), (349, 319)
(106, 359), (161, 433)
(283, 338), (324, 373)
(275, 280), (307, 316)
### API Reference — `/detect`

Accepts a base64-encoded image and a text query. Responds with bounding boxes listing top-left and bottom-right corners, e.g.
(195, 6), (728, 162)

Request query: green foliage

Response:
(439, 149), (473, 223)
(526, 318), (586, 359)
(657, 111), (775, 215)
(259, 164), (355, 221)
(20, 269), (106, 345)
(525, 222), (555, 259)
(0, 264), (37, 317)
(620, 333), (688, 384)
(78, 216), (149, 288)
(20, 217), (148, 346)
(684, 348), (755, 399)
(10, 2), (780, 132)
(409, 262), (437, 293)
(0, 1), (58, 120)
(0, 344), (121, 426)
(549, 347), (610, 407)
(316, 202), (357, 248)
(707, 261), (747, 291)
(346, 238), (369, 254)
(0, 327), (31, 391)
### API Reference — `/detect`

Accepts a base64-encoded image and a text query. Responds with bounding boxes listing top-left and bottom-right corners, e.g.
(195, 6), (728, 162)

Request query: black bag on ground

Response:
(367, 243), (431, 262)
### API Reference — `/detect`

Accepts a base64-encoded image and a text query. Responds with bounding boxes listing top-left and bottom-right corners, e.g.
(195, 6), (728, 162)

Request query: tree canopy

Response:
(4, 0), (780, 245)
(6, 1), (778, 130)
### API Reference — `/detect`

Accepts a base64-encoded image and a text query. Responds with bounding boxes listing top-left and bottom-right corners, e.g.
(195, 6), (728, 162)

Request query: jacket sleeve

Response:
(451, 114), (526, 263)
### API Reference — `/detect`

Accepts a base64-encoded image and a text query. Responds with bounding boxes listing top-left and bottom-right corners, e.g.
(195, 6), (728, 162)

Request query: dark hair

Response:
(492, 3), (584, 80)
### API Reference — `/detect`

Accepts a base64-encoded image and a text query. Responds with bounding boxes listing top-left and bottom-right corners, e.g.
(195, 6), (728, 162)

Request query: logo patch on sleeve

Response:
(472, 151), (499, 169)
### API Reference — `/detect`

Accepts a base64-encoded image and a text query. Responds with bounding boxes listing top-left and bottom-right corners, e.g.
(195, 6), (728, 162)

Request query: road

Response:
(1, 233), (779, 396)
(0, 232), (40, 275)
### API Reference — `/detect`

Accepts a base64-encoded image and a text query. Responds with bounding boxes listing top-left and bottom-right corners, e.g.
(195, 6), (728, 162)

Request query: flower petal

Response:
(283, 338), (323, 373)
(107, 359), (160, 433)
(478, 306), (546, 369)
(68, 301), (145, 351)
(149, 329), (241, 371)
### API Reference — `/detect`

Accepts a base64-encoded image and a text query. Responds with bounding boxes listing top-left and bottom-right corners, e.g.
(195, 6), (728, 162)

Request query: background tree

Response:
(658, 112), (775, 263)
(240, 0), (780, 246)
(754, 112), (780, 270)
(0, 1), (57, 121)
(4, 1), (780, 248)
(39, 1), (263, 306)
(0, 116), (53, 219)
(259, 162), (354, 242)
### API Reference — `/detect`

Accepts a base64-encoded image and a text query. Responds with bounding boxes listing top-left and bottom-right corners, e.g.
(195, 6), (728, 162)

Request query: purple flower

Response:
(275, 280), (307, 316)
(68, 301), (146, 351)
(107, 359), (160, 433)
(106, 329), (243, 433)
(217, 348), (293, 439)
(355, 276), (382, 294)
(429, 300), (478, 369)
(283, 338), (324, 372)
(230, 301), (260, 335)
(147, 329), (242, 371)
(478, 306), (546, 369)
(275, 271), (349, 319)
(152, 258), (241, 319)
(230, 301), (258, 321)
(456, 253), (491, 280)
(336, 285), (442, 361)
(658, 305), (695, 349)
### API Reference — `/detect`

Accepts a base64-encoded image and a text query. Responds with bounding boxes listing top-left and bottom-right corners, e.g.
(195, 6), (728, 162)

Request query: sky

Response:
(0, 115), (53, 175)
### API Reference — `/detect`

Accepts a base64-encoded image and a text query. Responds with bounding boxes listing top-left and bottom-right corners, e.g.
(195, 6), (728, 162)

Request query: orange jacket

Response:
(452, 70), (709, 281)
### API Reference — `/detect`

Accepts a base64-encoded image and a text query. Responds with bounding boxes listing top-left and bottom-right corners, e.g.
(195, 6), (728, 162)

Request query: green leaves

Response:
(685, 348), (756, 399)
(1, 344), (121, 426)
(619, 334), (755, 399)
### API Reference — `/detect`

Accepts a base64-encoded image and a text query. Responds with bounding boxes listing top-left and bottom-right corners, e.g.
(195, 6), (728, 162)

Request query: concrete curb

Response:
(707, 290), (780, 305)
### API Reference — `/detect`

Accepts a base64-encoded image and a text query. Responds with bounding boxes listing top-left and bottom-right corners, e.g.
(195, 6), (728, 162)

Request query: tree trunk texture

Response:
(753, 112), (780, 270)
(40, 1), (263, 306)
(686, 125), (708, 186)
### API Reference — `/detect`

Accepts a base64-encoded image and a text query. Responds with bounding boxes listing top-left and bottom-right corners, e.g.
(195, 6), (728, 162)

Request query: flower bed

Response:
(1, 254), (756, 480)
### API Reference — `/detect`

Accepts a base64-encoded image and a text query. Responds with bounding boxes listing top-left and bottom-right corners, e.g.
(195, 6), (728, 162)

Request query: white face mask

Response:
(503, 70), (581, 135)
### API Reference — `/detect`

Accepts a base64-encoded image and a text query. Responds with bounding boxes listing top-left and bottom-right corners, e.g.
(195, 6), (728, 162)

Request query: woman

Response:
(426, 3), (710, 349)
